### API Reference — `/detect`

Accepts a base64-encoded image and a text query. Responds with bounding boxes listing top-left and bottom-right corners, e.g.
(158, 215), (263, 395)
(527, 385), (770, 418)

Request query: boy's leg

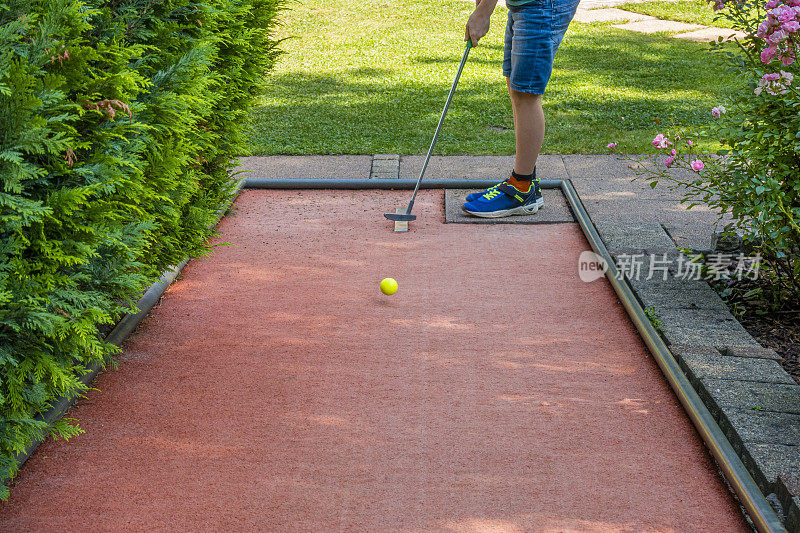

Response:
(464, 0), (578, 216)
(508, 79), (544, 177)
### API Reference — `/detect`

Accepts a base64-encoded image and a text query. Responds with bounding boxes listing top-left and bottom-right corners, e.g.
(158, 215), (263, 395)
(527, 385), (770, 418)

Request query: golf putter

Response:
(384, 40), (473, 224)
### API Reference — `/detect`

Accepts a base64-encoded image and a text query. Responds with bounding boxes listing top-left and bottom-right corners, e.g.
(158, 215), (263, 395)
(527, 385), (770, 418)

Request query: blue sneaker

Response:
(465, 168), (537, 202)
(465, 179), (507, 203)
(462, 181), (543, 218)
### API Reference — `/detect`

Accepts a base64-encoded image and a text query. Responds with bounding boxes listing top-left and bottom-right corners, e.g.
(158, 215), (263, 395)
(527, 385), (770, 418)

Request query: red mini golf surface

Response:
(1, 190), (748, 532)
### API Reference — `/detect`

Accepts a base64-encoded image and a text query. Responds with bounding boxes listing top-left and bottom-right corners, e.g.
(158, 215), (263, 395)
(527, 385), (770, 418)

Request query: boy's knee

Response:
(506, 79), (542, 101)
(509, 87), (542, 103)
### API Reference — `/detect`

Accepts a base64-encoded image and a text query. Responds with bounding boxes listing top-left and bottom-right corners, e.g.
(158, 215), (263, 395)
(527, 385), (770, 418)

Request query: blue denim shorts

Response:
(503, 0), (580, 94)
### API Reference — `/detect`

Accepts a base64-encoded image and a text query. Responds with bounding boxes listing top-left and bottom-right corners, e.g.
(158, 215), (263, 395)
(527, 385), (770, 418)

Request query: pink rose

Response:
(652, 134), (669, 149)
(686, 140), (693, 146)
(664, 156), (675, 167)
(781, 54), (795, 66)
(766, 0), (779, 9)
(784, 20), (800, 32)
(777, 5), (794, 22)
(691, 159), (705, 171)
(768, 29), (788, 43)
(761, 45), (779, 63)
(607, 142), (617, 148)
(671, 148), (676, 156)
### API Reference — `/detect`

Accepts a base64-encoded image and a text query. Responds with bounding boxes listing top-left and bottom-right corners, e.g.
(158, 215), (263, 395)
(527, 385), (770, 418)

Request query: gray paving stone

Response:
(627, 273), (713, 293)
(724, 345), (784, 362)
(781, 473), (800, 497)
(634, 283), (730, 313)
(777, 475), (800, 531)
(573, 7), (656, 23)
(594, 221), (676, 253)
(399, 155), (567, 180)
(578, 0), (679, 9)
(565, 154), (729, 250)
(741, 444), (800, 493)
(671, 345), (795, 385)
(562, 154), (695, 183)
(581, 201), (731, 250)
(663, 222), (719, 252)
(237, 155), (372, 179)
(613, 19), (706, 34)
(657, 308), (760, 348)
(574, 178), (684, 202)
(784, 491), (800, 532)
(721, 409), (800, 449)
(371, 153), (400, 179)
(445, 189), (575, 224)
(700, 379), (800, 416)
(672, 27), (746, 42)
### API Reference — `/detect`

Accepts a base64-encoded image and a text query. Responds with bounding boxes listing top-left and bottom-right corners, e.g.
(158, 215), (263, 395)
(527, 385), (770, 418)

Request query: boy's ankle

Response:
(509, 167), (536, 192)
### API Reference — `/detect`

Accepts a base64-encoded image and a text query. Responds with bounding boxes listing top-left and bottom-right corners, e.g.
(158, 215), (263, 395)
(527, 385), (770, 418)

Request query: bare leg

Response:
(507, 78), (544, 175)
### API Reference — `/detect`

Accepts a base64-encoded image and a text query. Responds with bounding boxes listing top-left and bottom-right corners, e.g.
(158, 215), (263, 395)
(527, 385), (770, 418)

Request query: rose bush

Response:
(612, 0), (800, 307)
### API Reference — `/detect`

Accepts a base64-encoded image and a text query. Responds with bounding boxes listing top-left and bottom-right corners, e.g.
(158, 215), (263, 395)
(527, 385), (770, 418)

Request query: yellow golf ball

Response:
(379, 277), (398, 295)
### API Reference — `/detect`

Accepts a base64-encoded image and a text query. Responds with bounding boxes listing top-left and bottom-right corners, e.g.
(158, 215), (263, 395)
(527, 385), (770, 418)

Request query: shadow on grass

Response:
(249, 29), (743, 154)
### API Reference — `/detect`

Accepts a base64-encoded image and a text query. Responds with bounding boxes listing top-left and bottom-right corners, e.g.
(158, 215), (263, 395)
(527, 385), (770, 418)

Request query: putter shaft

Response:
(386, 42), (472, 222)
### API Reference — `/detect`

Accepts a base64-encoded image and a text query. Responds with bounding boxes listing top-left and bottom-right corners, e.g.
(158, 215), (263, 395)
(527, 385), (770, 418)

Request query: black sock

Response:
(511, 167), (536, 182)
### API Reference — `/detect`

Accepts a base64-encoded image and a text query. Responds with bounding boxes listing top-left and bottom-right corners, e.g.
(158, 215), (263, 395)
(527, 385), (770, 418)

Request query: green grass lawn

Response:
(247, 0), (743, 155)
(615, 0), (748, 29)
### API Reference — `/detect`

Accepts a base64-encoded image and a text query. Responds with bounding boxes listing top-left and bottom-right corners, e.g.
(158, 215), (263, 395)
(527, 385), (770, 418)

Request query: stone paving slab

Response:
(579, 0), (655, 8)
(593, 221), (676, 253)
(574, 180), (684, 202)
(722, 408), (800, 448)
(573, 7), (656, 23)
(562, 154), (649, 181)
(657, 308), (761, 348)
(671, 345), (795, 385)
(580, 201), (727, 250)
(673, 27), (747, 42)
(238, 155), (372, 179)
(627, 273), (715, 292)
(742, 444), (800, 493)
(445, 189), (575, 224)
(663, 222), (726, 252)
(636, 284), (733, 313)
(701, 379), (800, 417)
(613, 19), (707, 34)
(371, 154), (400, 179)
(724, 345), (785, 361)
(399, 155), (568, 180)
(778, 476), (800, 531)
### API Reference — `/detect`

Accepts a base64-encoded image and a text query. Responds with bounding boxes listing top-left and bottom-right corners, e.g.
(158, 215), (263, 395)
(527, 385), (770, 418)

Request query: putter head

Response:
(384, 212), (417, 222)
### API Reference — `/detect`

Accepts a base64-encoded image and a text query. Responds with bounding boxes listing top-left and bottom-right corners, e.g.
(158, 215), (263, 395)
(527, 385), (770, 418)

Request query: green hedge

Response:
(0, 0), (282, 496)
